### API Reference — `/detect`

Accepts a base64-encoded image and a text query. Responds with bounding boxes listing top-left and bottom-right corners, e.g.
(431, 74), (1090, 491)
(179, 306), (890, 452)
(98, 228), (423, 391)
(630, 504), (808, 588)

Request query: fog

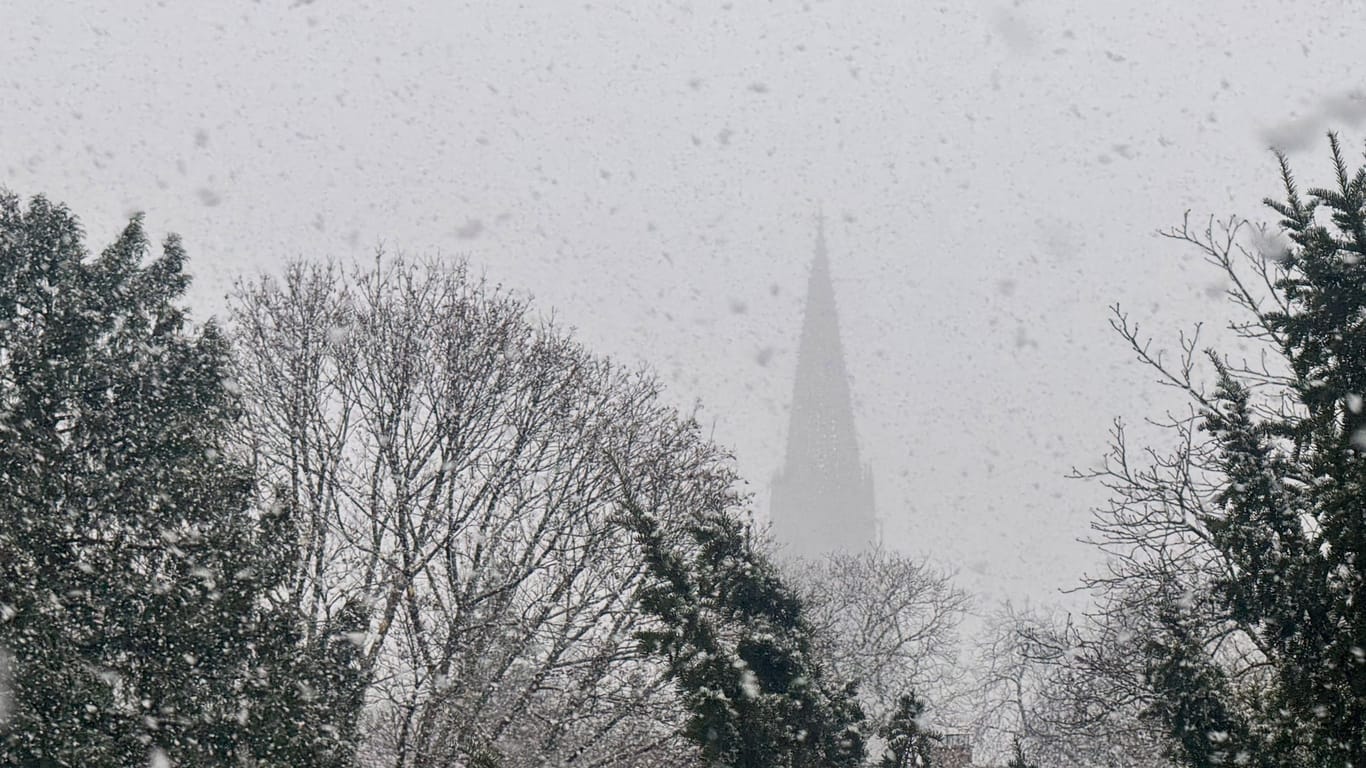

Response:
(5, 0), (1362, 608)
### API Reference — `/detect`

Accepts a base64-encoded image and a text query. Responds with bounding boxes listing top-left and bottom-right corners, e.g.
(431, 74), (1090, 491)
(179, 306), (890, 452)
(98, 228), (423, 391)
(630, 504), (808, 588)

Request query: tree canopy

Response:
(0, 193), (362, 765)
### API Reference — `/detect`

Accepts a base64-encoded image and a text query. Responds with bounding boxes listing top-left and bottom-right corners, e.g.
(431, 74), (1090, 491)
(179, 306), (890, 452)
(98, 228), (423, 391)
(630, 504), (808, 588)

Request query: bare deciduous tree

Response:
(969, 213), (1306, 768)
(229, 257), (732, 767)
(973, 603), (1174, 768)
(786, 548), (969, 735)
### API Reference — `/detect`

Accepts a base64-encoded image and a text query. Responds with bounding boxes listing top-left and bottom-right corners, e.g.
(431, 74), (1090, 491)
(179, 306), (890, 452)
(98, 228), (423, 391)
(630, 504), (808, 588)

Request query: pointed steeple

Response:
(771, 214), (877, 559)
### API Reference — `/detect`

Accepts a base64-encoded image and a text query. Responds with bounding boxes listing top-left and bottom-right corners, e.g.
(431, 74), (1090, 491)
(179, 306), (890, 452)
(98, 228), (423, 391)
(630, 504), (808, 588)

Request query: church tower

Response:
(770, 216), (878, 559)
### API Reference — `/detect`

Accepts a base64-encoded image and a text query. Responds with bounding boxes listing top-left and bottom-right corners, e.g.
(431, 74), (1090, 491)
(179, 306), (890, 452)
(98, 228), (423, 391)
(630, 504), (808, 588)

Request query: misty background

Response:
(4, 0), (1362, 609)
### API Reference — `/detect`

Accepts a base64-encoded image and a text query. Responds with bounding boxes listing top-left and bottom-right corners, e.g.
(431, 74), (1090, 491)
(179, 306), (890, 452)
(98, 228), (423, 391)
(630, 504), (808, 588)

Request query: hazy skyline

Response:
(5, 0), (1365, 611)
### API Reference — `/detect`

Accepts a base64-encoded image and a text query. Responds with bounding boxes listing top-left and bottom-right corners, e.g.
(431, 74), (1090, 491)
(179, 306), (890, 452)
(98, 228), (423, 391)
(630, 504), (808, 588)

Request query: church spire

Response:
(771, 214), (877, 559)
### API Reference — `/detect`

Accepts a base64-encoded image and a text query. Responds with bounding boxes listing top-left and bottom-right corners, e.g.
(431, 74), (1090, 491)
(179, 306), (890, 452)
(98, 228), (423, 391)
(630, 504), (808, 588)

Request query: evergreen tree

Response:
(0, 193), (362, 766)
(877, 692), (935, 768)
(1140, 610), (1256, 768)
(617, 472), (865, 768)
(1116, 134), (1366, 765)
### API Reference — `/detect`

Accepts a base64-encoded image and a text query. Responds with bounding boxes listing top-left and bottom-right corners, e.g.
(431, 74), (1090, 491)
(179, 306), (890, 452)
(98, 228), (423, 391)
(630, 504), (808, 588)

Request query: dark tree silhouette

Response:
(0, 193), (362, 766)
(617, 470), (866, 768)
(1073, 134), (1366, 766)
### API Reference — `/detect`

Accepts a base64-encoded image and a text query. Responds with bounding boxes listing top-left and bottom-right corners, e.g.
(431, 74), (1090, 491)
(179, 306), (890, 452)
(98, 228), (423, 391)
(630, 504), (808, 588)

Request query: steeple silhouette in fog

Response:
(771, 215), (877, 559)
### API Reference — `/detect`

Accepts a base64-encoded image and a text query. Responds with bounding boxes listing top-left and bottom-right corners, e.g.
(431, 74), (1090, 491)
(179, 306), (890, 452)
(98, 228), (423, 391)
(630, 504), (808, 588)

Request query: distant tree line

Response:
(16, 134), (1359, 768)
(0, 191), (964, 767)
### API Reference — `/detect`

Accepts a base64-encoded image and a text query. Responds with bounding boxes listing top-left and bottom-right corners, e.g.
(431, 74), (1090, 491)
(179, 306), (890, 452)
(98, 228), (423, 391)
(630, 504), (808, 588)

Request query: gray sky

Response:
(5, 0), (1364, 611)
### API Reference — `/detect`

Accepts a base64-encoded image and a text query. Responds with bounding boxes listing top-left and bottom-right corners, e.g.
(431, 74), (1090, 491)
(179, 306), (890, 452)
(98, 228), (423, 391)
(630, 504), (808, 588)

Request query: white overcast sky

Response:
(4, 0), (1364, 611)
